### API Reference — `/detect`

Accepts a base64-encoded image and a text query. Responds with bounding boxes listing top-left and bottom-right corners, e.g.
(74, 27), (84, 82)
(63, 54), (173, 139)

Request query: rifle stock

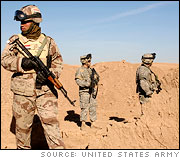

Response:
(11, 38), (75, 106)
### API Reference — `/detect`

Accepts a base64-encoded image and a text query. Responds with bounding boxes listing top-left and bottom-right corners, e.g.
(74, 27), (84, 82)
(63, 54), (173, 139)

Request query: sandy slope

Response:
(1, 61), (179, 149)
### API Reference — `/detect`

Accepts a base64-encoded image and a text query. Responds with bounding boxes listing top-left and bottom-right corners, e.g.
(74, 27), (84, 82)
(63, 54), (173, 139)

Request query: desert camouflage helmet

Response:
(14, 5), (42, 23)
(80, 54), (92, 64)
(141, 53), (156, 64)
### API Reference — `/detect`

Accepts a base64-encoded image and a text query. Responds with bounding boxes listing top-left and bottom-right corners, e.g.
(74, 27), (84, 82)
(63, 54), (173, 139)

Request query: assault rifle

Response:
(154, 74), (162, 94)
(90, 68), (100, 99)
(150, 70), (162, 94)
(9, 37), (75, 106)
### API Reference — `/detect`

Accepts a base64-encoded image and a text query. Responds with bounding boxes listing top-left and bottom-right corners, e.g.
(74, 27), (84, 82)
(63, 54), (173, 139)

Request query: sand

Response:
(1, 61), (179, 149)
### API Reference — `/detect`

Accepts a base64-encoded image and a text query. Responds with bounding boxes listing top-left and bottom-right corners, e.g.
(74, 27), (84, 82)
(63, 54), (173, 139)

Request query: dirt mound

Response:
(1, 61), (179, 149)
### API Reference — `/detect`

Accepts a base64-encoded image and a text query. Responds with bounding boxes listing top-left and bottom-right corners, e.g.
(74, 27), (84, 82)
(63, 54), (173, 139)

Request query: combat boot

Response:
(91, 121), (101, 129)
(80, 121), (88, 131)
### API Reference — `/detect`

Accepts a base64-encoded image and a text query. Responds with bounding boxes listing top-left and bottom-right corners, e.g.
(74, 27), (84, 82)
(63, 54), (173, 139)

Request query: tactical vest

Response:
(17, 33), (49, 73)
(136, 65), (155, 93)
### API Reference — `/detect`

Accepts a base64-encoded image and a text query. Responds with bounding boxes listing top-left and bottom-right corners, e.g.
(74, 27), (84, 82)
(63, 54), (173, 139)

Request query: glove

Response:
(21, 57), (38, 71)
(146, 90), (153, 97)
(35, 71), (47, 89)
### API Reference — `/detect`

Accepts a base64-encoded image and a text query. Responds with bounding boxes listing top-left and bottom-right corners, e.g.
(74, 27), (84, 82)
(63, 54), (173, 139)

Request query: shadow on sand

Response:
(109, 116), (126, 122)
(64, 110), (81, 127)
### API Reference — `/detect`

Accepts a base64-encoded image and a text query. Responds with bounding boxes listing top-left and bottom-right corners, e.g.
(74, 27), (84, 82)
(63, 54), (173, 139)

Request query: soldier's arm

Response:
(75, 69), (91, 87)
(140, 80), (153, 96)
(1, 35), (24, 73)
(139, 69), (153, 96)
(48, 37), (63, 79)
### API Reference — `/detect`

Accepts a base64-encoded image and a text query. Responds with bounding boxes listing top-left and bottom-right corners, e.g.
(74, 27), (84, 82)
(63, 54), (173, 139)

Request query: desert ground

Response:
(1, 61), (179, 149)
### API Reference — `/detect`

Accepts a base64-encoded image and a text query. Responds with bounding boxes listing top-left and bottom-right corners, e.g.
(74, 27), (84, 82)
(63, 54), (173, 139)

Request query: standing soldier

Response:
(75, 54), (100, 130)
(1, 5), (65, 149)
(136, 53), (162, 116)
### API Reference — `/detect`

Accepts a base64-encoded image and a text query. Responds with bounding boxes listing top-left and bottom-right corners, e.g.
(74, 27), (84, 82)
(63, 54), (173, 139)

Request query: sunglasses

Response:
(14, 10), (41, 21)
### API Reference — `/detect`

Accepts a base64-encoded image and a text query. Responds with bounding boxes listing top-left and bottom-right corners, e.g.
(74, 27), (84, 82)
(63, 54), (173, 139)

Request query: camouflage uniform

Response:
(136, 64), (154, 104)
(136, 53), (159, 115)
(75, 54), (98, 123)
(75, 66), (97, 122)
(1, 5), (65, 149)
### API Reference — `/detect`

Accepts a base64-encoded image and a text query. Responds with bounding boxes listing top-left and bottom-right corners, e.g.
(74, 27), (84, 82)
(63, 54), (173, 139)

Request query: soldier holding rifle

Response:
(75, 54), (100, 130)
(1, 5), (66, 149)
(136, 53), (162, 116)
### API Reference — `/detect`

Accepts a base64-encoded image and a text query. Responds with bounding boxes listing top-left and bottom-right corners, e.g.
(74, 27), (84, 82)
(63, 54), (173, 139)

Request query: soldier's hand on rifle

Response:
(36, 71), (47, 84)
(35, 71), (47, 89)
(156, 86), (162, 94)
(21, 57), (38, 71)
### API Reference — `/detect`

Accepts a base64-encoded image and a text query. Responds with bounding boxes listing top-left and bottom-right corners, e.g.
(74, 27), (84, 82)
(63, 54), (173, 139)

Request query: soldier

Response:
(75, 54), (100, 130)
(136, 53), (162, 116)
(1, 5), (65, 149)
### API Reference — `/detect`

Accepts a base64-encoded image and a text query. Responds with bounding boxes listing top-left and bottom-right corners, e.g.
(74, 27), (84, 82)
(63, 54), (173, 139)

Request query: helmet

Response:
(14, 5), (42, 23)
(141, 53), (156, 64)
(80, 54), (92, 64)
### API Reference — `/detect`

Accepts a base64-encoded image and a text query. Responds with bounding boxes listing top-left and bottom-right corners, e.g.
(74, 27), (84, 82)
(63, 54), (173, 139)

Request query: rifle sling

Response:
(36, 36), (48, 57)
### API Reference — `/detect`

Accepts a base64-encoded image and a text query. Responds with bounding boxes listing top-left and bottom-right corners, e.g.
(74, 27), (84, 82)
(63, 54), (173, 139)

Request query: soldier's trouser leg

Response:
(139, 94), (150, 115)
(80, 92), (90, 122)
(36, 92), (65, 149)
(81, 108), (89, 122)
(13, 94), (36, 149)
(89, 96), (97, 122)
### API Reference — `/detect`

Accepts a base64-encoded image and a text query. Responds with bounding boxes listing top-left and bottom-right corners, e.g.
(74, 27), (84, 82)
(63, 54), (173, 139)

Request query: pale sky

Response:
(1, 1), (179, 65)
